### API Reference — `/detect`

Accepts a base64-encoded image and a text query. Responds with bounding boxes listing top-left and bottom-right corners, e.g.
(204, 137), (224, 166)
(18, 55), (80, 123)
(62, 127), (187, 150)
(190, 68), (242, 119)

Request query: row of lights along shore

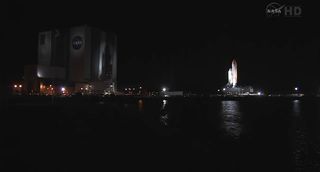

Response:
(124, 87), (142, 91)
(12, 84), (301, 96)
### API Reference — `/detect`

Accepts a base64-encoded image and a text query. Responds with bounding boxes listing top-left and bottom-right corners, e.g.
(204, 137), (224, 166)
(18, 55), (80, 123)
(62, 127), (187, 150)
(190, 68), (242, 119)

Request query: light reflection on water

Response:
(162, 100), (167, 109)
(160, 99), (168, 126)
(138, 99), (143, 112)
(292, 99), (309, 170)
(292, 100), (300, 116)
(220, 101), (242, 139)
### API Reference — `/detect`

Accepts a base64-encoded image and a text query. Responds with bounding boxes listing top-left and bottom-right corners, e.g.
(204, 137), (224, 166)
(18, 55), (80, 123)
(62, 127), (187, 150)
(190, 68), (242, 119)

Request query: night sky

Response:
(3, 1), (320, 93)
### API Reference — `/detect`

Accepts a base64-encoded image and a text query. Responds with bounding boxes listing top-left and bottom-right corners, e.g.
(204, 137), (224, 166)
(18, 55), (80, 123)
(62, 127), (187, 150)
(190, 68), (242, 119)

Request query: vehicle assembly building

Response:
(24, 25), (117, 95)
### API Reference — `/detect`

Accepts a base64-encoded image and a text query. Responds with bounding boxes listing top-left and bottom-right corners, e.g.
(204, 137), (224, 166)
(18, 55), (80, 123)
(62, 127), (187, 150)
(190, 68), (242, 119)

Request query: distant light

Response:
(128, 88), (131, 91)
(139, 86), (142, 89)
(19, 85), (22, 88)
(110, 85), (113, 88)
(14, 85), (17, 88)
(104, 90), (111, 95)
(61, 87), (66, 92)
(133, 88), (135, 91)
(223, 88), (226, 91)
(162, 88), (167, 92)
(49, 85), (52, 87)
(257, 92), (261, 96)
(125, 88), (127, 91)
(80, 88), (83, 90)
(217, 89), (220, 92)
(294, 87), (298, 91)
(85, 87), (88, 91)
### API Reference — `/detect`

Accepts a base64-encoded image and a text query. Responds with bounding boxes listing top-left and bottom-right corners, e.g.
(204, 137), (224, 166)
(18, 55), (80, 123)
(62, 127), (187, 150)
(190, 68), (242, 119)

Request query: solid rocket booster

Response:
(231, 59), (237, 87)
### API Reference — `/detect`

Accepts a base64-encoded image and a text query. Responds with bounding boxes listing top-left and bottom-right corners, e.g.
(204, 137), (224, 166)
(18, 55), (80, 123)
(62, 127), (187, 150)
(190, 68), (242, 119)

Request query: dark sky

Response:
(3, 1), (320, 93)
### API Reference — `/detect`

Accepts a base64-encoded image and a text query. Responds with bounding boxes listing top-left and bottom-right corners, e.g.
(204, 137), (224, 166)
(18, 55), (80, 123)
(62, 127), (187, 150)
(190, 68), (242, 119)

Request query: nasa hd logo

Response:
(266, 2), (302, 17)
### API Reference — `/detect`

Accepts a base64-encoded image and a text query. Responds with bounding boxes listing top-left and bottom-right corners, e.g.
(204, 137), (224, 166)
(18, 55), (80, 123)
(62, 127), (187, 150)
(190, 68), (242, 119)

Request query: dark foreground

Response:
(1, 96), (320, 171)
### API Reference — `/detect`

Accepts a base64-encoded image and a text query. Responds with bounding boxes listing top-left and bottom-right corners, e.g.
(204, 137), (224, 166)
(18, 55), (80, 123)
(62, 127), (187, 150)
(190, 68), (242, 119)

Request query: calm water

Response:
(2, 97), (320, 171)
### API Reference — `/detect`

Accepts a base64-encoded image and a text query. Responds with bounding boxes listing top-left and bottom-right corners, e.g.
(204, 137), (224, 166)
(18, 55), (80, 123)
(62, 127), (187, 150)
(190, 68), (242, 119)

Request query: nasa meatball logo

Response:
(72, 36), (83, 50)
(266, 2), (302, 17)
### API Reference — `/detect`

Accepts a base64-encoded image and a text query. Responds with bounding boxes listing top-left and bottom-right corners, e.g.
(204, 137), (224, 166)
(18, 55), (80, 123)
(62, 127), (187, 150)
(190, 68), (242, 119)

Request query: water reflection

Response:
(160, 99), (168, 126)
(291, 100), (320, 170)
(138, 99), (144, 112)
(221, 101), (242, 139)
(162, 100), (167, 109)
(291, 99), (308, 170)
(292, 100), (300, 117)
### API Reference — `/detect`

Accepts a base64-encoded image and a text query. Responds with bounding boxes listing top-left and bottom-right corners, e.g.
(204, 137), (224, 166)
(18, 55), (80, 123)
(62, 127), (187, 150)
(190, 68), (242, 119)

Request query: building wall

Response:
(90, 28), (118, 93)
(25, 25), (117, 94)
(68, 26), (117, 91)
(69, 26), (90, 82)
(106, 32), (117, 90)
(52, 29), (69, 67)
(38, 30), (68, 80)
(38, 31), (53, 66)
(37, 65), (65, 79)
(90, 27), (105, 81)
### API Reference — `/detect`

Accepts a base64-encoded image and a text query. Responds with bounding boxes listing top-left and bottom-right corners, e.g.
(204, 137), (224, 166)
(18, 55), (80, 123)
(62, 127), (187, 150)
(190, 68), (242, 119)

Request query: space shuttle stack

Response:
(228, 59), (237, 88)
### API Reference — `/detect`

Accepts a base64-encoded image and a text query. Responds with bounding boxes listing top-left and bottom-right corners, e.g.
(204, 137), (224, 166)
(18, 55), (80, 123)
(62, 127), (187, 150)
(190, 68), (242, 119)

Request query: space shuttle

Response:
(228, 59), (237, 87)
